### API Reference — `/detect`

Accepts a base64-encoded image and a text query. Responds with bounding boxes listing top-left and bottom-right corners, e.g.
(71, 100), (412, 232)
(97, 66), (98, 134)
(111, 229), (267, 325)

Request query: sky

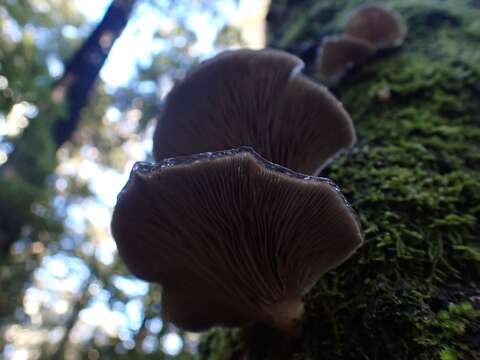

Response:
(68, 0), (269, 239)
(70, 0), (239, 228)
(76, 0), (267, 88)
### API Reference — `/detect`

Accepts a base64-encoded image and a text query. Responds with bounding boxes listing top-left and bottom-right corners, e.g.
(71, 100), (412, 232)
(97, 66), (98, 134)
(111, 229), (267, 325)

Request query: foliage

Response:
(0, 0), (81, 337)
(0, 0), (76, 252)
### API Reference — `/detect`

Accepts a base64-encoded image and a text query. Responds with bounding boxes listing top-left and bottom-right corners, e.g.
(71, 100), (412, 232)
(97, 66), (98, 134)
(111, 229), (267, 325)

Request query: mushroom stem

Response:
(266, 297), (304, 337)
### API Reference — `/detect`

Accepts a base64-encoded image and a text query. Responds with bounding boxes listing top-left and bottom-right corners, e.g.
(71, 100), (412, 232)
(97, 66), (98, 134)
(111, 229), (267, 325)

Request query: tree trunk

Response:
(53, 0), (137, 147)
(198, 1), (480, 359)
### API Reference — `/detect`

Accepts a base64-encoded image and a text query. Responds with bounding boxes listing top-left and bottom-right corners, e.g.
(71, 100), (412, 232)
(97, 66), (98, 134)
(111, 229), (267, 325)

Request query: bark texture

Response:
(198, 1), (480, 359)
(53, 0), (136, 147)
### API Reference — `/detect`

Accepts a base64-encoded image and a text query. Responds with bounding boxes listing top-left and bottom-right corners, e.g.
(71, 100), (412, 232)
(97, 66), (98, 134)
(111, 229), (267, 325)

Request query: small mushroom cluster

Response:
(111, 49), (364, 336)
(316, 3), (407, 83)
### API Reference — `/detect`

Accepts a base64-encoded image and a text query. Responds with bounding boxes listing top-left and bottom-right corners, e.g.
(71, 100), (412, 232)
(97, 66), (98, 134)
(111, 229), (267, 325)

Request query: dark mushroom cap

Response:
(316, 34), (376, 83)
(111, 147), (363, 334)
(153, 48), (356, 175)
(345, 3), (407, 49)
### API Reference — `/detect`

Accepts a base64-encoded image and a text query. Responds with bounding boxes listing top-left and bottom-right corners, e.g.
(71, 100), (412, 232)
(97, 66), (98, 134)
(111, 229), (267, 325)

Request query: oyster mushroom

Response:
(315, 34), (376, 83)
(111, 147), (363, 335)
(345, 3), (407, 49)
(153, 48), (356, 175)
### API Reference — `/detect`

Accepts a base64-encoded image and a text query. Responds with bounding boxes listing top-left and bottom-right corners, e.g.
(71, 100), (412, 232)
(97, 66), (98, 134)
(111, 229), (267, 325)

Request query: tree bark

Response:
(53, 0), (136, 147)
(198, 1), (480, 359)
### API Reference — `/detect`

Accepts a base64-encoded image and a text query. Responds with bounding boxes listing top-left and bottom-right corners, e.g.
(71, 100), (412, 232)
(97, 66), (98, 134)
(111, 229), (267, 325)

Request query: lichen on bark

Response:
(197, 1), (480, 359)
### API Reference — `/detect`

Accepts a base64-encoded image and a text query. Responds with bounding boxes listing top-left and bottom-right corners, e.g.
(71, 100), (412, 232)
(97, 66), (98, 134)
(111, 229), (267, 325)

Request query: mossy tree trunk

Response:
(198, 1), (480, 359)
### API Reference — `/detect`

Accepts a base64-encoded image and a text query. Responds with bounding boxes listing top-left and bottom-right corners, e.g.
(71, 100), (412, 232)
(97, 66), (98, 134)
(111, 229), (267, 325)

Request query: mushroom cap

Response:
(111, 147), (363, 334)
(153, 48), (356, 175)
(316, 34), (376, 83)
(345, 3), (407, 49)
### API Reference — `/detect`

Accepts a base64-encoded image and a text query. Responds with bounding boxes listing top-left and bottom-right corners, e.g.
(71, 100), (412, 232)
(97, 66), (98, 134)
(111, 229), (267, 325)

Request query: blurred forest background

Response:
(0, 0), (268, 358)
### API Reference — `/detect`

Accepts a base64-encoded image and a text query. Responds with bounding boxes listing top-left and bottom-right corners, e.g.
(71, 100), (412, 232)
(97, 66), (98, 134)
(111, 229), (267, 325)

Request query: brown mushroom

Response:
(345, 3), (407, 49)
(315, 34), (376, 83)
(153, 48), (356, 175)
(111, 147), (363, 335)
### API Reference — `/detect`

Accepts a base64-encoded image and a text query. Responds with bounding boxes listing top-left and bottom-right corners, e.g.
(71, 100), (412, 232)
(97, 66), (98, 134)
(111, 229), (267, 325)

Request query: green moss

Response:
(423, 301), (480, 359)
(199, 0), (480, 358)
(197, 329), (245, 360)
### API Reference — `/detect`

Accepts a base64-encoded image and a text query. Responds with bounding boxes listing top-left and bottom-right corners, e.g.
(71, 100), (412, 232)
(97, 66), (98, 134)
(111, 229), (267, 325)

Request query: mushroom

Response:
(345, 3), (407, 49)
(111, 147), (363, 335)
(315, 34), (376, 83)
(315, 4), (407, 83)
(153, 48), (356, 175)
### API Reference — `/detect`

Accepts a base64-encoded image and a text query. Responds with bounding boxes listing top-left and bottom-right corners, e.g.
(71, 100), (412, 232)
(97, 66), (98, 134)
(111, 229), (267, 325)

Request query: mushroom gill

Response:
(111, 147), (363, 335)
(153, 48), (356, 175)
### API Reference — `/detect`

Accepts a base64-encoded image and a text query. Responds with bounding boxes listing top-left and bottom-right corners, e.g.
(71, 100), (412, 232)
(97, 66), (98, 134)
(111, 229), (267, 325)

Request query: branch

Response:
(53, 0), (137, 147)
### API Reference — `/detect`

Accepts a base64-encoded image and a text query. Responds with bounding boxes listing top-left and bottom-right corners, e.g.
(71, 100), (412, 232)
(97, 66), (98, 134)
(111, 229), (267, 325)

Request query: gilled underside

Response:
(153, 49), (356, 175)
(111, 148), (363, 333)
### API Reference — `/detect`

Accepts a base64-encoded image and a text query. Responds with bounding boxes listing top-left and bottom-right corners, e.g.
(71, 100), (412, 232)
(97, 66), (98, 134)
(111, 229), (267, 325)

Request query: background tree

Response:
(0, 0), (136, 257)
